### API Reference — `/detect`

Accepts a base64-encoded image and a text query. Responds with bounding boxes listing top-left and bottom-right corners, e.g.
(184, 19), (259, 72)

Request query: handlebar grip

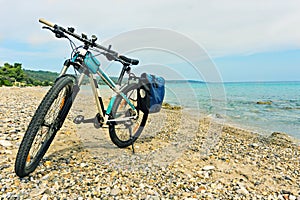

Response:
(39, 18), (55, 28)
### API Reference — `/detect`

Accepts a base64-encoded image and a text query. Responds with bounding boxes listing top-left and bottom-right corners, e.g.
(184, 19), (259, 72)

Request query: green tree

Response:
(14, 63), (25, 81)
(0, 63), (24, 86)
(0, 62), (58, 86)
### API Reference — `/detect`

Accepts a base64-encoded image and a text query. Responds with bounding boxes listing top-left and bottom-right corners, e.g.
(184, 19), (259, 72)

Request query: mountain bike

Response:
(15, 19), (149, 178)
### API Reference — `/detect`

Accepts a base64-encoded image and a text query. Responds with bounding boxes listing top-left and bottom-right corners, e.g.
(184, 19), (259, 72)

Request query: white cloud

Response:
(1, 0), (300, 58)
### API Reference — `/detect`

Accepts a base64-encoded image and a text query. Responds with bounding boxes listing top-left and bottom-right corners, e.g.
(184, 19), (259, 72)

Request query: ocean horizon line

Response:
(165, 80), (300, 84)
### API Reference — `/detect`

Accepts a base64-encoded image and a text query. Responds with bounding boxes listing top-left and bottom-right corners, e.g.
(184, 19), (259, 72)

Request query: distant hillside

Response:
(24, 69), (120, 85)
(24, 69), (59, 85)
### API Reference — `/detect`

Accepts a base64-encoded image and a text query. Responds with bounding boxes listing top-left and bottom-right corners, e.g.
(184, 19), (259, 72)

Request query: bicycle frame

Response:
(36, 18), (142, 126)
(59, 53), (138, 125)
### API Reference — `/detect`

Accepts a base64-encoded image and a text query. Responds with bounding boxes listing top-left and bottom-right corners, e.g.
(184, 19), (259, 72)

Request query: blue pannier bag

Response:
(138, 73), (165, 113)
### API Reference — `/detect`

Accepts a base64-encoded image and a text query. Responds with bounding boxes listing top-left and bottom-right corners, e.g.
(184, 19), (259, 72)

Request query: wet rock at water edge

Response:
(256, 101), (272, 105)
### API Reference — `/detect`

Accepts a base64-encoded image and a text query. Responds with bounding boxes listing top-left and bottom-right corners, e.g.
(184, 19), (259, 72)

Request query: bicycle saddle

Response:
(119, 55), (139, 65)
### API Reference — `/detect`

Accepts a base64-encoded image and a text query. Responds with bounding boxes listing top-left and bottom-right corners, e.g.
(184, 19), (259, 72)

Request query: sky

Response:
(0, 0), (300, 82)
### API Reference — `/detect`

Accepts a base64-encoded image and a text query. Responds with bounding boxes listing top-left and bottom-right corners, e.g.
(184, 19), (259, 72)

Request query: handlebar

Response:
(38, 18), (139, 65)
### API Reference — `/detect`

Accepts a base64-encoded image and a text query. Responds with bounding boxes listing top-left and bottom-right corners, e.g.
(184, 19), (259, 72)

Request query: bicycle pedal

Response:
(73, 115), (84, 124)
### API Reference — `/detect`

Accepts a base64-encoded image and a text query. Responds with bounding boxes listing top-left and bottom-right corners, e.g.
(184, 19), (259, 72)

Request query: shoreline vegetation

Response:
(0, 87), (299, 199)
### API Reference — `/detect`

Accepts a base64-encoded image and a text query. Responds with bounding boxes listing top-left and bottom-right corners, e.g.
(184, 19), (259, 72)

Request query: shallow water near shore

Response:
(164, 81), (300, 139)
(78, 81), (300, 139)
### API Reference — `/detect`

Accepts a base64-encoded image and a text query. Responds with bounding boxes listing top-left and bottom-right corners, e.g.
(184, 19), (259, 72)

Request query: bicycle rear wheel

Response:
(15, 76), (75, 177)
(109, 83), (148, 148)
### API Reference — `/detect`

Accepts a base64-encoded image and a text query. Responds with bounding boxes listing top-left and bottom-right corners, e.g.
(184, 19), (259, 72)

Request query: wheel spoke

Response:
(27, 126), (48, 165)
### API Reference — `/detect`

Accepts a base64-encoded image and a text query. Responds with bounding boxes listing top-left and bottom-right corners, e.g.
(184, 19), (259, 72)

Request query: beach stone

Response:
(196, 185), (207, 193)
(0, 140), (12, 148)
(151, 196), (160, 200)
(269, 132), (292, 145)
(147, 189), (155, 195)
(44, 161), (52, 167)
(32, 188), (47, 197)
(284, 175), (293, 182)
(289, 195), (296, 200)
(249, 143), (259, 148)
(110, 188), (120, 196)
(236, 186), (249, 196)
(8, 129), (17, 134)
(0, 164), (11, 170)
(41, 194), (49, 200)
(3, 150), (12, 155)
(41, 174), (50, 180)
(202, 165), (215, 171)
(80, 163), (88, 168)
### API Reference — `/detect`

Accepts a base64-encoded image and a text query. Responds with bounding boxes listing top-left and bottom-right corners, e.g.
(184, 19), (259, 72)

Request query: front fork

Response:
(56, 83), (80, 130)
(55, 60), (82, 130)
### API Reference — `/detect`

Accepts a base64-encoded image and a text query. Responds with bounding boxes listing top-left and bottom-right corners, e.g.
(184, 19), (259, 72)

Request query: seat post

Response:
(117, 64), (129, 85)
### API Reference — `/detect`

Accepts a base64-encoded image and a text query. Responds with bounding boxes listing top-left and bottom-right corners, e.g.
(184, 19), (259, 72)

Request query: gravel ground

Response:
(0, 87), (299, 199)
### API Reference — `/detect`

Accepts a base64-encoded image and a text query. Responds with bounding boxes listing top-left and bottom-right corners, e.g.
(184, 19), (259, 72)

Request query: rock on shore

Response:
(0, 87), (299, 199)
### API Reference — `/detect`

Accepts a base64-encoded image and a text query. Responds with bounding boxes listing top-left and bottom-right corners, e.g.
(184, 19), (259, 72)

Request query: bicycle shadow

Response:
(73, 115), (102, 129)
(45, 144), (84, 161)
(38, 143), (84, 175)
(41, 109), (193, 173)
(72, 114), (128, 151)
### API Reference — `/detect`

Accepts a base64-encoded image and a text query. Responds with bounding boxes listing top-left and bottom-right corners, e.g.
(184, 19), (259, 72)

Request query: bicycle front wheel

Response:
(15, 76), (75, 177)
(109, 83), (148, 148)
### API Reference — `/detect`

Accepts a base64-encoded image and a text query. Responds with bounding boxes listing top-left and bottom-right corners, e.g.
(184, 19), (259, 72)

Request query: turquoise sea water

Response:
(164, 81), (300, 139)
(82, 81), (299, 139)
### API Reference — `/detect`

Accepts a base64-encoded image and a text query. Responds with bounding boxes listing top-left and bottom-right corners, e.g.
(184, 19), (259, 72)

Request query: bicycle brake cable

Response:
(90, 47), (105, 57)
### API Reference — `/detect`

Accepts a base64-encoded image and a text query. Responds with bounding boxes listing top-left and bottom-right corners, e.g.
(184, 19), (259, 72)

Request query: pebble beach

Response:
(0, 87), (299, 199)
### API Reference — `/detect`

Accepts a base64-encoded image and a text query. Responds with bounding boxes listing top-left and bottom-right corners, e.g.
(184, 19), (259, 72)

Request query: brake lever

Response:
(42, 26), (53, 31)
(42, 26), (66, 38)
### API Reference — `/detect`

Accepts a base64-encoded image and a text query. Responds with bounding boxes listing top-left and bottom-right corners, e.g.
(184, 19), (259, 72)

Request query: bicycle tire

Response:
(15, 76), (75, 177)
(109, 83), (148, 148)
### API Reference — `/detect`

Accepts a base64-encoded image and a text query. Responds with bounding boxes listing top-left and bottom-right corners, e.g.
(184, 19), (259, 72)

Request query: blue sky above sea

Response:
(214, 49), (300, 82)
(1, 0), (300, 82)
